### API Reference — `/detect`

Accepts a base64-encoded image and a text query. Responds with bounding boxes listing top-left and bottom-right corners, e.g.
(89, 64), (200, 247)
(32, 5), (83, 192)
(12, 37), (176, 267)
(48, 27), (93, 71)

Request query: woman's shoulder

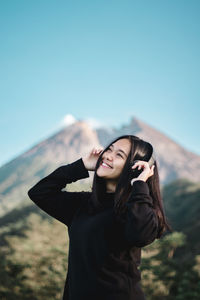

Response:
(69, 191), (92, 198)
(81, 191), (92, 198)
(74, 191), (92, 202)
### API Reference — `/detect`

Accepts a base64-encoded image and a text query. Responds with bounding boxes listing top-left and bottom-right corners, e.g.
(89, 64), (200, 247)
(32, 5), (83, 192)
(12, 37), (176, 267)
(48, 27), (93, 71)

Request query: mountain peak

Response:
(129, 116), (144, 131)
(61, 114), (77, 127)
(1, 115), (200, 217)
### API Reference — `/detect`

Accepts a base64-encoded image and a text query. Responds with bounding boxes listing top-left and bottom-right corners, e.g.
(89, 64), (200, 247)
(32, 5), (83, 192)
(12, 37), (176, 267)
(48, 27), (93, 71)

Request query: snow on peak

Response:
(61, 114), (77, 127)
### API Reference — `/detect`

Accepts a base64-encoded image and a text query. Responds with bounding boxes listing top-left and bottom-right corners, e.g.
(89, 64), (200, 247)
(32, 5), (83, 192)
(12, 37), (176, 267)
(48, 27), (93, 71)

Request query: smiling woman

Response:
(28, 134), (170, 300)
(96, 139), (131, 189)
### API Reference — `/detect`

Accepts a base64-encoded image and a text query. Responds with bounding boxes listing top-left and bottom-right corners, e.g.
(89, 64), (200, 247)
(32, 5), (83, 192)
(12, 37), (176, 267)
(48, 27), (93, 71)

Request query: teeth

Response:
(102, 162), (111, 168)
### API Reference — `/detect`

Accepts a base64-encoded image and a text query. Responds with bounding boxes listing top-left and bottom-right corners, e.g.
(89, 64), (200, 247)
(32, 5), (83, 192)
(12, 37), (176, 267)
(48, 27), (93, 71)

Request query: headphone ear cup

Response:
(131, 160), (143, 179)
(131, 157), (155, 179)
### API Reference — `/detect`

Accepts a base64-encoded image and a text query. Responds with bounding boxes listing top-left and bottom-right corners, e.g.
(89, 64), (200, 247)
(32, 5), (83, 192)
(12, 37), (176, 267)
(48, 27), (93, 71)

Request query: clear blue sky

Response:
(0, 0), (199, 167)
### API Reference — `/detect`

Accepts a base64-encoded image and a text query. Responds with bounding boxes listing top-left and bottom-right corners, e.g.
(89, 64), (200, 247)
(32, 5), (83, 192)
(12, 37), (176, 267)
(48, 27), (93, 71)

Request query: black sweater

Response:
(27, 158), (159, 300)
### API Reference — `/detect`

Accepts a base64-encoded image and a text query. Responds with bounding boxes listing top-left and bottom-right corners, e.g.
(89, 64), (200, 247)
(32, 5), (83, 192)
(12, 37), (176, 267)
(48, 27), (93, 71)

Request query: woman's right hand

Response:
(82, 147), (104, 171)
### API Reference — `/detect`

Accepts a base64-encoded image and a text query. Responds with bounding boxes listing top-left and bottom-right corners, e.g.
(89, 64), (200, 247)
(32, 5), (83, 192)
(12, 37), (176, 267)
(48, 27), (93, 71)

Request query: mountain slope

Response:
(0, 116), (200, 216)
(0, 121), (100, 216)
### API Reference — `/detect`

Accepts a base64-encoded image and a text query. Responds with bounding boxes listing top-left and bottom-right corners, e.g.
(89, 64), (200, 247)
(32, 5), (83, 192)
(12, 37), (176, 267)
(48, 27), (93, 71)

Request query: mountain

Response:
(0, 121), (100, 216)
(0, 116), (200, 216)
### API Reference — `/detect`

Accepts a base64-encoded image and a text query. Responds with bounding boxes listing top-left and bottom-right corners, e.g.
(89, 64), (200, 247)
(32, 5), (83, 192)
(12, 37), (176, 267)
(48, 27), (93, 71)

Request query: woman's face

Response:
(97, 138), (131, 181)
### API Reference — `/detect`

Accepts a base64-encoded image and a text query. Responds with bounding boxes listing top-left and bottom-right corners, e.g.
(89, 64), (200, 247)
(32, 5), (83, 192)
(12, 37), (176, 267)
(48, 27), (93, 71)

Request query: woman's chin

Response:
(96, 170), (103, 177)
(97, 165), (115, 178)
(96, 168), (107, 178)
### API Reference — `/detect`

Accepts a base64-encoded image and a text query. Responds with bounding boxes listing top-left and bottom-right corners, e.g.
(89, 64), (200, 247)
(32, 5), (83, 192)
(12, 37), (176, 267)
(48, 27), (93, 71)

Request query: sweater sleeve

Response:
(27, 158), (90, 226)
(116, 180), (159, 248)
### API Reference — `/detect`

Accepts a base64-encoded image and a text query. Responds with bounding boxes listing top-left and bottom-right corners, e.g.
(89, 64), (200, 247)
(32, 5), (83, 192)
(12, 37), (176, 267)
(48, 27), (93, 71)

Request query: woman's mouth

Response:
(101, 161), (113, 169)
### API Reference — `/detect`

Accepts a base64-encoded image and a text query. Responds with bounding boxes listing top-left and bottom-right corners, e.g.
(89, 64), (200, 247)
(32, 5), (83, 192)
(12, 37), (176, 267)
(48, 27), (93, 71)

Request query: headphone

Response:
(131, 154), (155, 179)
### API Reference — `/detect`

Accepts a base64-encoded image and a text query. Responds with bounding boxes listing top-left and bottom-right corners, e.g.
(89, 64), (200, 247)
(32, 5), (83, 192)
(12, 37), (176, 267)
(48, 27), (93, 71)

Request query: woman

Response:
(28, 134), (169, 300)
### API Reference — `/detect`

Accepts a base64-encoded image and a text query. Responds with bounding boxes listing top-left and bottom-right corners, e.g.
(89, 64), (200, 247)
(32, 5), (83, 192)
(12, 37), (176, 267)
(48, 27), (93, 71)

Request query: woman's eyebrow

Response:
(110, 144), (128, 157)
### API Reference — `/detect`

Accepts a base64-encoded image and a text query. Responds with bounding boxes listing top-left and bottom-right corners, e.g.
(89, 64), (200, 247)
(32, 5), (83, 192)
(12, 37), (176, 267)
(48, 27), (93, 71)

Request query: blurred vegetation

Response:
(0, 207), (68, 300)
(141, 232), (200, 300)
(0, 179), (200, 299)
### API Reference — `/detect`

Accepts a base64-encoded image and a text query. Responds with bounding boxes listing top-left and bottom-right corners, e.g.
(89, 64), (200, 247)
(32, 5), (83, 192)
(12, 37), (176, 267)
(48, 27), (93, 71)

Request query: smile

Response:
(101, 161), (113, 169)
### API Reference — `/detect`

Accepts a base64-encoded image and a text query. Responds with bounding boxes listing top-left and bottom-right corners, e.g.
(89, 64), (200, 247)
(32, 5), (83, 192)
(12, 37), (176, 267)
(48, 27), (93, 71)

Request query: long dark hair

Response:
(88, 135), (170, 238)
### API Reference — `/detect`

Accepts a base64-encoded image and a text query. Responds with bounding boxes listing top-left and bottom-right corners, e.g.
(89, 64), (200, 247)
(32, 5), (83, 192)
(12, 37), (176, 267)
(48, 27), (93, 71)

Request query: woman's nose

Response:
(104, 152), (113, 161)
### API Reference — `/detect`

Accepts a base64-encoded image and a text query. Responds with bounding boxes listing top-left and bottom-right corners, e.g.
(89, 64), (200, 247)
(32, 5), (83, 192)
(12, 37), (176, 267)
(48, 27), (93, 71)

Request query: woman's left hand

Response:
(131, 160), (155, 182)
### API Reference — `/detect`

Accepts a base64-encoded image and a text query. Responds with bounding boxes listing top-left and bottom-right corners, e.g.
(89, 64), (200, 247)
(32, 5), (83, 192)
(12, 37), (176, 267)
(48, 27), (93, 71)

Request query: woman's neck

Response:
(106, 180), (117, 193)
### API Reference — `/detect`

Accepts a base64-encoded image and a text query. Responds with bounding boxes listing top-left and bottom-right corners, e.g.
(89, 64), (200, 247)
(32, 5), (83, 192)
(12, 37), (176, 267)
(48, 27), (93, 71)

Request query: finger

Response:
(133, 162), (145, 169)
(132, 163), (141, 169)
(132, 161), (140, 168)
(97, 148), (103, 153)
(150, 165), (155, 176)
(92, 148), (97, 155)
(92, 148), (102, 155)
(132, 164), (138, 169)
(132, 161), (148, 167)
(96, 148), (102, 154)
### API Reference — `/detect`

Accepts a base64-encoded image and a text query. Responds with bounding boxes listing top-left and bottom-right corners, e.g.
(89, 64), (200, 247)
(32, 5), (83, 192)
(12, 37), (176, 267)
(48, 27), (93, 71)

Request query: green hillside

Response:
(0, 204), (68, 300)
(163, 179), (200, 253)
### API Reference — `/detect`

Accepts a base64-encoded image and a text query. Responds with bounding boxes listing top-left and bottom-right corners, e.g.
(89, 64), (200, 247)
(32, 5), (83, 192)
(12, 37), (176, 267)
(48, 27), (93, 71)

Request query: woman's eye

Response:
(117, 153), (123, 158)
